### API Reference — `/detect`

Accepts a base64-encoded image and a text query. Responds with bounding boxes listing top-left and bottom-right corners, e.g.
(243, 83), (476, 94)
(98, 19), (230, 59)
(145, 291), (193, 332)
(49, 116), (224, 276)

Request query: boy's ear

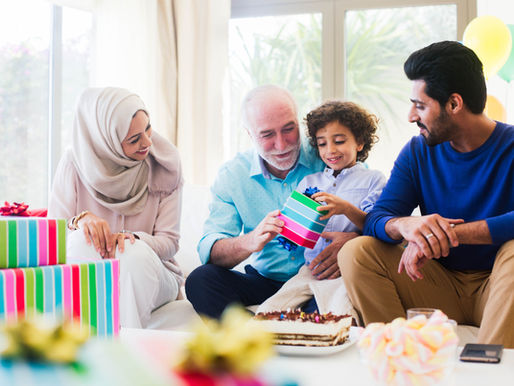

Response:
(357, 143), (364, 152)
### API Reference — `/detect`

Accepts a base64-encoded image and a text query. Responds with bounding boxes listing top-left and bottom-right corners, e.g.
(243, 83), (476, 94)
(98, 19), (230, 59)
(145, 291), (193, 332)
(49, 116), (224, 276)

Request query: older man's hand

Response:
(308, 231), (359, 280)
(246, 209), (283, 253)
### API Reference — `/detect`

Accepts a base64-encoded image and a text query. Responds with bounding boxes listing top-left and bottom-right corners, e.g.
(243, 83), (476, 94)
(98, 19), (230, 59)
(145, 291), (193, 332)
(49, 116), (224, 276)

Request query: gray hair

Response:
(240, 85), (297, 130)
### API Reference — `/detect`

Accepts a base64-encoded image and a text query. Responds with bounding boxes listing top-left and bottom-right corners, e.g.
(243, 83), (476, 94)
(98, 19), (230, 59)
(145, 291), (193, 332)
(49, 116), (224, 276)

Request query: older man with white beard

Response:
(186, 85), (358, 318)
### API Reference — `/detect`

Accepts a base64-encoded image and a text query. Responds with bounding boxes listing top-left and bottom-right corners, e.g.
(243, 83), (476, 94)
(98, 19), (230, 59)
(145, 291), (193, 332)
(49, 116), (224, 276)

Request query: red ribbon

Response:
(0, 201), (30, 216)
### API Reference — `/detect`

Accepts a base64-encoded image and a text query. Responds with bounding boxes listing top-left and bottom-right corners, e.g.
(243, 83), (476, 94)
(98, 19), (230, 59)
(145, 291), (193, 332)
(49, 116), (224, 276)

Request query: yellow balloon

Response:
(463, 16), (512, 79)
(484, 95), (506, 121)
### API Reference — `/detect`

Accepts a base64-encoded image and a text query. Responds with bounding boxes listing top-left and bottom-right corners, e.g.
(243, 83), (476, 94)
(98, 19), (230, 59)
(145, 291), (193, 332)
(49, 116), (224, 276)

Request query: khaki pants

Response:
(338, 236), (514, 348)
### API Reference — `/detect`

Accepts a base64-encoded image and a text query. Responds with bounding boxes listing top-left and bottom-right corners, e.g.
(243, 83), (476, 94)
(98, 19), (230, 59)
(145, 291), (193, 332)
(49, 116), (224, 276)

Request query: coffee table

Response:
(120, 327), (514, 385)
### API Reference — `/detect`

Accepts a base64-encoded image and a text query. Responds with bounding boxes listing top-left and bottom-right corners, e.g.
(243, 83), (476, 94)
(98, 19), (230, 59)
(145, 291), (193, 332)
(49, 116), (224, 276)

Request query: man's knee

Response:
(185, 264), (223, 299)
(338, 236), (378, 276)
(497, 239), (514, 259)
(338, 236), (399, 286)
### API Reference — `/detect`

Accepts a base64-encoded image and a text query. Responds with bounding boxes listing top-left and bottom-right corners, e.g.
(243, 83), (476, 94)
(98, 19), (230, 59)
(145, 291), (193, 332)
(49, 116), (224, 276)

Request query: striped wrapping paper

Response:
(0, 218), (66, 269)
(277, 190), (329, 249)
(0, 260), (119, 336)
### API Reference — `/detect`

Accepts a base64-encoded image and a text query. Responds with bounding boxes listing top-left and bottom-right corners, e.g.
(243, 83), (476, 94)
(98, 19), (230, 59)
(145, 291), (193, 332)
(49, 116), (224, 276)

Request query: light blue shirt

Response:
(197, 141), (324, 281)
(297, 163), (387, 264)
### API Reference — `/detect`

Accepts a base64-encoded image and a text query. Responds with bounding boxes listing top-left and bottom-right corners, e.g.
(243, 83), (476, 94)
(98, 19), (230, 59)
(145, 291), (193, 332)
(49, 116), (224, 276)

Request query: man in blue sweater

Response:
(338, 41), (514, 347)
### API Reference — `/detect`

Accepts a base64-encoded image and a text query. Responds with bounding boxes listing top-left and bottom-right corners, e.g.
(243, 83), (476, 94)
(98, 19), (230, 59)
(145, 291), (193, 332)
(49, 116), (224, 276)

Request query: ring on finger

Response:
(425, 233), (434, 240)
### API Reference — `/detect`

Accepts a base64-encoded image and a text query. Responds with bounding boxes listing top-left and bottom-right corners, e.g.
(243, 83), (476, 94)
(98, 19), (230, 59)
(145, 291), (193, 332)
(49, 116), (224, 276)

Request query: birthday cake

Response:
(254, 311), (351, 347)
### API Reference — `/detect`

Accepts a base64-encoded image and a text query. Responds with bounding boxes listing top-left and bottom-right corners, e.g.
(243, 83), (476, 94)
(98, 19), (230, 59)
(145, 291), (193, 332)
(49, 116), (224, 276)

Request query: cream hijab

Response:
(70, 87), (182, 216)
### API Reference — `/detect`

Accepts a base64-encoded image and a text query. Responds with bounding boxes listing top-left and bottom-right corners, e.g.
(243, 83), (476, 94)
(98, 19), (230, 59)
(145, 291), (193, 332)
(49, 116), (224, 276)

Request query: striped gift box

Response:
(277, 190), (328, 249)
(0, 260), (119, 336)
(0, 218), (66, 269)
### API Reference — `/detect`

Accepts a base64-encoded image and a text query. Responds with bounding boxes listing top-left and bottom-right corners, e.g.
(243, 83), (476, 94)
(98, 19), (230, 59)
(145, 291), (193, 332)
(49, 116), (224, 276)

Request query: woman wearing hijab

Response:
(48, 87), (183, 328)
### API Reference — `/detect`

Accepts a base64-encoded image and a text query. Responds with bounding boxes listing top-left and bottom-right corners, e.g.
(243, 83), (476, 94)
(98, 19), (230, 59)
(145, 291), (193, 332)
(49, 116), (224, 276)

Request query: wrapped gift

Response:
(277, 190), (328, 249)
(0, 218), (66, 269)
(0, 260), (119, 336)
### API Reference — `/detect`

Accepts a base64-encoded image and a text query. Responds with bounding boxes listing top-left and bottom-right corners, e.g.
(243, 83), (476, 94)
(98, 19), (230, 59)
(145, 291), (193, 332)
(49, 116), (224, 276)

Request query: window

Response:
(229, 0), (475, 176)
(228, 13), (322, 155)
(0, 0), (92, 208)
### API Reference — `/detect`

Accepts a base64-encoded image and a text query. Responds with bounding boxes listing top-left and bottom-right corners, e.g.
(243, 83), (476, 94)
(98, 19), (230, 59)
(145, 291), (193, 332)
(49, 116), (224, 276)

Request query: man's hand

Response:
(309, 232), (359, 280)
(246, 209), (283, 253)
(389, 214), (464, 259)
(210, 209), (284, 268)
(398, 242), (428, 281)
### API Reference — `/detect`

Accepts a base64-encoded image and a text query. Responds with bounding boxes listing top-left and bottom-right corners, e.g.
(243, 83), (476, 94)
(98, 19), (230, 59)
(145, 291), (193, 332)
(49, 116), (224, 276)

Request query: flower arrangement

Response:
(0, 316), (89, 364)
(175, 307), (274, 385)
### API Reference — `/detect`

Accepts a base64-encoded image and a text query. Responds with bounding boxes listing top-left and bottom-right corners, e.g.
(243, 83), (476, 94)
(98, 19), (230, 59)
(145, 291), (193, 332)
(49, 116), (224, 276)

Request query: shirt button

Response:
(333, 183), (336, 187)
(283, 183), (287, 187)
(291, 256), (295, 261)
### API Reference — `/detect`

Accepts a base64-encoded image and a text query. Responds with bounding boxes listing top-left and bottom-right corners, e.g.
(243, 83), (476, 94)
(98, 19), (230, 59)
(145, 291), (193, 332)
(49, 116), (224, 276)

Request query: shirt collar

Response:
(323, 162), (364, 178)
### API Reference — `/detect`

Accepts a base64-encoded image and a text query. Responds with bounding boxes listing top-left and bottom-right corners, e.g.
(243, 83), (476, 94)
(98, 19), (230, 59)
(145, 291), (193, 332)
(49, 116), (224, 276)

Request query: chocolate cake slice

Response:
(254, 311), (351, 347)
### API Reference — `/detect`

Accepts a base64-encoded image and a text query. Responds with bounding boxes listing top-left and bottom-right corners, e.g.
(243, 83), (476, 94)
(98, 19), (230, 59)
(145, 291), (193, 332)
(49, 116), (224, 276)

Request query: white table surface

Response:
(120, 327), (514, 386)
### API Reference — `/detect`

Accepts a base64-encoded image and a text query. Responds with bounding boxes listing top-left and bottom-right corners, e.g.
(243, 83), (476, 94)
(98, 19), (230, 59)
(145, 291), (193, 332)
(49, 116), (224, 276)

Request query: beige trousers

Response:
(256, 265), (354, 316)
(338, 236), (514, 348)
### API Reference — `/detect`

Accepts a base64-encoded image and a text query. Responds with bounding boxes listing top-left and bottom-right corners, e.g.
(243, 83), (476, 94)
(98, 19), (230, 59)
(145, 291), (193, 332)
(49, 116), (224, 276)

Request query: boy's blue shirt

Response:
(297, 163), (386, 264)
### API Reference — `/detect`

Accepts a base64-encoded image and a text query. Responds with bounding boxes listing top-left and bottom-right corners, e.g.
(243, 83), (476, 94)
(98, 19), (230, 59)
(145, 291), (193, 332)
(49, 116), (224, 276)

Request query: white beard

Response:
(257, 143), (300, 171)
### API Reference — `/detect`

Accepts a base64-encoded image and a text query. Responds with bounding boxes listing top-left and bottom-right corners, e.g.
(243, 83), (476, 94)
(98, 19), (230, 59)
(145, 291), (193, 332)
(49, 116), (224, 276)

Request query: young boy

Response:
(257, 101), (387, 315)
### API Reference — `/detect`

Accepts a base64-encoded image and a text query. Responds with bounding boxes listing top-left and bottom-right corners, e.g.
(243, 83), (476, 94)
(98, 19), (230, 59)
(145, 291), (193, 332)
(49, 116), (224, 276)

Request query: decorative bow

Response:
(277, 236), (298, 251)
(1, 201), (30, 216)
(303, 186), (320, 198)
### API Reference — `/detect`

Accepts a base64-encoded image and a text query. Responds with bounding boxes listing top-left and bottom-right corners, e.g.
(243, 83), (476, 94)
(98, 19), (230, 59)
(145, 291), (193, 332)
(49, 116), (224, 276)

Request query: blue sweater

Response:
(364, 122), (514, 270)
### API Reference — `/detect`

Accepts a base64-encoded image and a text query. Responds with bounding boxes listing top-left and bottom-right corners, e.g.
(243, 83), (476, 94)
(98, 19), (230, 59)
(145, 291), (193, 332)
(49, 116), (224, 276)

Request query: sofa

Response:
(146, 184), (479, 344)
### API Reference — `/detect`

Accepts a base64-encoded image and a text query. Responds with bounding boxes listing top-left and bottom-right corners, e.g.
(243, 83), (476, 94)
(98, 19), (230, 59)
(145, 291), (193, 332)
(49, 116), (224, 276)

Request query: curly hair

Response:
(305, 101), (379, 162)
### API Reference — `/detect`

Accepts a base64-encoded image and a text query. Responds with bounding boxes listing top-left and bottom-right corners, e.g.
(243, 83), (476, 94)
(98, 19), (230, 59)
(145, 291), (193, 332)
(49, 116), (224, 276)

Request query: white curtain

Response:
(92, 0), (230, 185)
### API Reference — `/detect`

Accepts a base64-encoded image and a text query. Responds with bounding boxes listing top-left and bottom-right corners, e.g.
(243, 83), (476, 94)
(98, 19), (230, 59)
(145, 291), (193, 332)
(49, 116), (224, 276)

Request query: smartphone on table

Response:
(459, 343), (503, 363)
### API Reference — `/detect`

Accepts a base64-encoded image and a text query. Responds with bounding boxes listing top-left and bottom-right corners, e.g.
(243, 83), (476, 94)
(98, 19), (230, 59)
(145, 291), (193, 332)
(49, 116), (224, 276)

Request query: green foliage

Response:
(0, 42), (49, 207)
(0, 34), (90, 207)
(229, 5), (456, 156)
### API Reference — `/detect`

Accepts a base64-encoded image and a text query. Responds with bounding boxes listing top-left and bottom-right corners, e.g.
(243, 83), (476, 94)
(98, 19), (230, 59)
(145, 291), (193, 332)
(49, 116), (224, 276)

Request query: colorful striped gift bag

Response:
(277, 190), (328, 249)
(0, 218), (66, 269)
(0, 260), (119, 336)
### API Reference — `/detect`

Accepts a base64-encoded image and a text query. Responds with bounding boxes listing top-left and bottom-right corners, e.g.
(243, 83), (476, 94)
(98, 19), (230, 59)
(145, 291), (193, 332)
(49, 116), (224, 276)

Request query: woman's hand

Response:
(311, 192), (350, 221)
(103, 231), (137, 259)
(77, 212), (115, 258)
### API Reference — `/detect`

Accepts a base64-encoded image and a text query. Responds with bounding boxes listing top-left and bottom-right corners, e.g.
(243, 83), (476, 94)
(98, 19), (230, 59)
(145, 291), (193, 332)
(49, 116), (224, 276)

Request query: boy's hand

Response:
(312, 192), (349, 221)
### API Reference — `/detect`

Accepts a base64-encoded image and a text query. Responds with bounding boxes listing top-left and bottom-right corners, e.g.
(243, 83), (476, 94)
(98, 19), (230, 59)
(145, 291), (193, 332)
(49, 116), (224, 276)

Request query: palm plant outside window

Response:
(228, 2), (460, 177)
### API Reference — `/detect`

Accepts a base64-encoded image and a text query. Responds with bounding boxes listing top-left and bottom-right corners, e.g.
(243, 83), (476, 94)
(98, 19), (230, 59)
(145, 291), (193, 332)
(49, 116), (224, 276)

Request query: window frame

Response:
(47, 0), (94, 196)
(231, 0), (477, 102)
